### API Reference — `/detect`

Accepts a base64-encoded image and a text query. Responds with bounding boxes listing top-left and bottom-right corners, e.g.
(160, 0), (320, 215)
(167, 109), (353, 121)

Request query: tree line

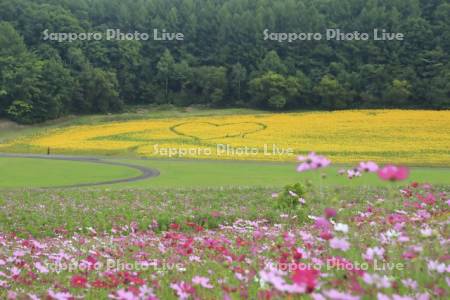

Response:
(0, 0), (449, 124)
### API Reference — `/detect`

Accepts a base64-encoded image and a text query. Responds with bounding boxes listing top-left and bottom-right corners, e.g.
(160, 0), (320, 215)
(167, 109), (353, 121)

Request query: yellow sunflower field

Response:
(2, 110), (449, 165)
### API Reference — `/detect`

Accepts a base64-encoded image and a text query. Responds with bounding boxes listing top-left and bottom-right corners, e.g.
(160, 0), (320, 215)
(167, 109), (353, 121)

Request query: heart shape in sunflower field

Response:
(170, 121), (267, 140)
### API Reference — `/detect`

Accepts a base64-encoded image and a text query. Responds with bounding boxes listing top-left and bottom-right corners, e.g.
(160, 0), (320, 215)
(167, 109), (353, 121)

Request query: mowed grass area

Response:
(0, 156), (449, 189)
(110, 159), (450, 189)
(0, 157), (141, 188)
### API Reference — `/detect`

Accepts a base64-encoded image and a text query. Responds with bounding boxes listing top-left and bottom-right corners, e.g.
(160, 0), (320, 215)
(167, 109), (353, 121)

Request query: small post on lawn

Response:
(47, 147), (50, 155)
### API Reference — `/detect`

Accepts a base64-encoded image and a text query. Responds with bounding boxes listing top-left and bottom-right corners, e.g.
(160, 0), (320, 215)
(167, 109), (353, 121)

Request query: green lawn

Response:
(0, 157), (141, 188)
(113, 159), (450, 188)
(0, 156), (449, 189)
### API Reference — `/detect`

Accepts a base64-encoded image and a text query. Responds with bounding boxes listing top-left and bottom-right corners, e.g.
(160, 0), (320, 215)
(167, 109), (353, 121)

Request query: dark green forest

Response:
(0, 0), (449, 123)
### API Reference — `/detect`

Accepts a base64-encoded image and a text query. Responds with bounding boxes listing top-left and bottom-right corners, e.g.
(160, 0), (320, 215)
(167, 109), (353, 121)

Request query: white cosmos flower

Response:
(334, 223), (349, 233)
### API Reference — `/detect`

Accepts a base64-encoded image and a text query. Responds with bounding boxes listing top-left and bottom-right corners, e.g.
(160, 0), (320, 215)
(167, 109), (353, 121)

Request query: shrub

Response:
(274, 182), (307, 210)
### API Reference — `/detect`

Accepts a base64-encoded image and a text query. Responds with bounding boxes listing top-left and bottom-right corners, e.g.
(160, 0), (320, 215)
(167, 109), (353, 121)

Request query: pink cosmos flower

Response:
(297, 152), (331, 172)
(170, 281), (195, 300)
(10, 267), (20, 278)
(401, 278), (418, 290)
(110, 289), (138, 300)
(323, 289), (361, 300)
(314, 217), (332, 231)
(427, 260), (446, 273)
(378, 165), (409, 181)
(395, 295), (415, 300)
(347, 169), (362, 179)
(110, 286), (158, 300)
(415, 209), (431, 220)
(138, 285), (158, 300)
(329, 238), (350, 251)
(259, 266), (306, 294)
(13, 250), (25, 258)
(34, 262), (49, 273)
(283, 231), (297, 246)
(377, 293), (390, 300)
(312, 294), (326, 300)
(378, 293), (417, 300)
(359, 161), (379, 173)
(0, 280), (8, 288)
(150, 219), (159, 230)
(363, 273), (391, 288)
(363, 247), (385, 261)
(47, 290), (73, 300)
(297, 163), (312, 172)
(420, 226), (433, 237)
(192, 276), (213, 289)
(7, 291), (17, 300)
(259, 267), (287, 288)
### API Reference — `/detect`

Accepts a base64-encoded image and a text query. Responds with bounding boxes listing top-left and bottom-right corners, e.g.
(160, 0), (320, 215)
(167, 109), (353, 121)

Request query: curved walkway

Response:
(0, 153), (160, 188)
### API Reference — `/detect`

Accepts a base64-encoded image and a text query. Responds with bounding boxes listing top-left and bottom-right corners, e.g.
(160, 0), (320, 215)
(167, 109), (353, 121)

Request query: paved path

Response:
(0, 153), (160, 188)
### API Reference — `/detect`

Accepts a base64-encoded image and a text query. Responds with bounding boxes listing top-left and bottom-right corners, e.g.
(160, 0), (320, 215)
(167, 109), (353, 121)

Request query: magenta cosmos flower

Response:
(378, 165), (410, 181)
(324, 208), (337, 219)
(297, 152), (331, 172)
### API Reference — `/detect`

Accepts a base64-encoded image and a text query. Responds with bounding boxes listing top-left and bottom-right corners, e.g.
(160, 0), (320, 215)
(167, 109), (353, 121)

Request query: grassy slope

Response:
(0, 157), (141, 188)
